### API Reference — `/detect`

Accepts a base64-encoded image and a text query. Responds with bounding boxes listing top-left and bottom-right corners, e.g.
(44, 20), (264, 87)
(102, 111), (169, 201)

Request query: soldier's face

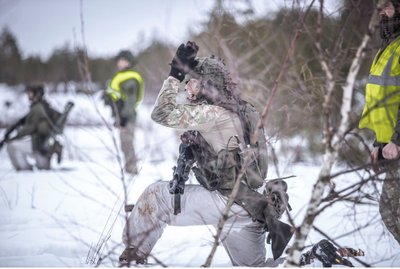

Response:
(185, 78), (201, 101)
(117, 58), (130, 70)
(379, 1), (395, 18)
(27, 91), (35, 102)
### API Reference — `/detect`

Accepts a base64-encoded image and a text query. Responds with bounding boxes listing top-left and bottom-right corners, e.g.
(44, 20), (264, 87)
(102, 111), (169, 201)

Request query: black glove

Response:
(0, 140), (4, 150)
(169, 41), (199, 82)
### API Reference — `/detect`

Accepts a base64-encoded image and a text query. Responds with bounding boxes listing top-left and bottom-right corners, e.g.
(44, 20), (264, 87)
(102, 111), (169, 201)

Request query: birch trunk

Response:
(285, 3), (379, 266)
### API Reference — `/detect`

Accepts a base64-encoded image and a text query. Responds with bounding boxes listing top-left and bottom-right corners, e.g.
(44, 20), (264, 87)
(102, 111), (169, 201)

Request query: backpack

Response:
(238, 101), (269, 189)
(238, 101), (291, 216)
(40, 101), (74, 160)
(187, 101), (268, 190)
(43, 101), (75, 135)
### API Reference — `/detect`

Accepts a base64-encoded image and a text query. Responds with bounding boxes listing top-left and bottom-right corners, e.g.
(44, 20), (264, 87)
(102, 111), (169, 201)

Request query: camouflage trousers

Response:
(122, 181), (270, 266)
(119, 122), (137, 174)
(379, 168), (400, 244)
(6, 137), (50, 170)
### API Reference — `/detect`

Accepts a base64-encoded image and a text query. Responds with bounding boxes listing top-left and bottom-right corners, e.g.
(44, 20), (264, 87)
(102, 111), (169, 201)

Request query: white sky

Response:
(0, 0), (339, 59)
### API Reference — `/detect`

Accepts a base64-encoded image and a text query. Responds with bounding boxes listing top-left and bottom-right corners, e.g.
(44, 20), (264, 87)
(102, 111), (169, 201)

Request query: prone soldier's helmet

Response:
(115, 50), (136, 66)
(189, 55), (240, 107)
(25, 84), (44, 100)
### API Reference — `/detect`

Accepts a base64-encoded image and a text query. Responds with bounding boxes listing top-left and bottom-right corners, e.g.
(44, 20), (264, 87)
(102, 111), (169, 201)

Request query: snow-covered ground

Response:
(0, 85), (400, 267)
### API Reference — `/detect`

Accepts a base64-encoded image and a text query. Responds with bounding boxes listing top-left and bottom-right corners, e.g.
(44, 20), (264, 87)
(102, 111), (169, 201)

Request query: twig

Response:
(285, 1), (379, 265)
(203, 153), (250, 267)
(313, 225), (371, 267)
(250, 0), (316, 145)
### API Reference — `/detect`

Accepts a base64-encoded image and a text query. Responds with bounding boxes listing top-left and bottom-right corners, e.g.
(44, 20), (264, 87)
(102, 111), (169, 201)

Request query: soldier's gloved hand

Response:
(169, 41), (199, 82)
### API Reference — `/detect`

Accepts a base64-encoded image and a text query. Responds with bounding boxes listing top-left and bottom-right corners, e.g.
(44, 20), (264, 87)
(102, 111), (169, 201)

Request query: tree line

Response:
(0, 0), (377, 162)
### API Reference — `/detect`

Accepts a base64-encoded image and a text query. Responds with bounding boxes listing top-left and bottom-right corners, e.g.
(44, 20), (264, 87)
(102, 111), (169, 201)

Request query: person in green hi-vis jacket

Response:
(359, 0), (400, 245)
(105, 50), (144, 175)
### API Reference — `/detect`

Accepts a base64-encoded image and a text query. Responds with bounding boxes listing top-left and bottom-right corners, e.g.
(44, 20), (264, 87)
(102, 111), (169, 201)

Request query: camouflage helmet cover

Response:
(191, 56), (226, 91)
(188, 55), (239, 103)
(185, 55), (240, 113)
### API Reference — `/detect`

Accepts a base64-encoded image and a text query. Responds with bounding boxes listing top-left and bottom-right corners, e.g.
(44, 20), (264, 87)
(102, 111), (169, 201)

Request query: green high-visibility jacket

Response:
(359, 37), (400, 143)
(106, 69), (144, 122)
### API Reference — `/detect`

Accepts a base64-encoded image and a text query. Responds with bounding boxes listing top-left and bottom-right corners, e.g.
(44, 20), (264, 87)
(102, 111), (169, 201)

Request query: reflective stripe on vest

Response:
(359, 37), (400, 143)
(107, 70), (144, 110)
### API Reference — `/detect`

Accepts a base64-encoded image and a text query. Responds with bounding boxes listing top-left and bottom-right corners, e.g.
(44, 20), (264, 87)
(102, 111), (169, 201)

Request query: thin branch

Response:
(313, 225), (371, 267)
(251, 0), (316, 145)
(202, 153), (249, 267)
(285, 1), (380, 265)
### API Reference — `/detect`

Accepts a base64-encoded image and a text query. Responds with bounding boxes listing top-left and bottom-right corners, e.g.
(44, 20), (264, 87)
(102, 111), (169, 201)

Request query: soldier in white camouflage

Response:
(119, 42), (286, 266)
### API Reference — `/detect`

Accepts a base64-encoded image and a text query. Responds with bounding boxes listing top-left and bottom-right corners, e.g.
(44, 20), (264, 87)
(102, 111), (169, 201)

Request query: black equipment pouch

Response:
(219, 182), (293, 260)
(215, 148), (240, 190)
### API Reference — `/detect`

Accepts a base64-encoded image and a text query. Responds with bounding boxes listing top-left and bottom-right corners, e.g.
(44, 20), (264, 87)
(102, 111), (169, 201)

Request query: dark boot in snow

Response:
(119, 247), (147, 265)
(125, 162), (138, 175)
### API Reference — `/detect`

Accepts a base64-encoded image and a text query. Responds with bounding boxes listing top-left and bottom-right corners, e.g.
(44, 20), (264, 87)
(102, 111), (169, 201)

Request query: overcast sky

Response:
(0, 0), (270, 59)
(0, 0), (339, 59)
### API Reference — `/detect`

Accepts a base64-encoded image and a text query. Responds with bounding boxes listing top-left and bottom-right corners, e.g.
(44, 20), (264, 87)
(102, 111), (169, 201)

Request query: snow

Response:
(0, 85), (400, 267)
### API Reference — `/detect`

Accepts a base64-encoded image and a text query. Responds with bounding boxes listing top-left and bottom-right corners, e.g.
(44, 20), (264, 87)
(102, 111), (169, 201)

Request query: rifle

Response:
(0, 115), (27, 151)
(169, 133), (196, 215)
(54, 101), (74, 134)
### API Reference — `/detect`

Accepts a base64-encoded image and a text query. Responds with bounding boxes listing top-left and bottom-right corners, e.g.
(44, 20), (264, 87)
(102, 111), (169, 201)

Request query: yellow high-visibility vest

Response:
(106, 70), (144, 110)
(359, 37), (400, 143)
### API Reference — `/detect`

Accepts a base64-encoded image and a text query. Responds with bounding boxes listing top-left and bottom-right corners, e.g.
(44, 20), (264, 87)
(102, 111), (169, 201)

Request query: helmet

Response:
(192, 56), (226, 92)
(189, 55), (239, 105)
(115, 50), (136, 66)
(25, 84), (44, 99)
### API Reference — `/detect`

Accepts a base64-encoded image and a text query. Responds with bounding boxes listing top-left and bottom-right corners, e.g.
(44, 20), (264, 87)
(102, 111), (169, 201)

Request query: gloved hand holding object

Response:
(169, 41), (199, 82)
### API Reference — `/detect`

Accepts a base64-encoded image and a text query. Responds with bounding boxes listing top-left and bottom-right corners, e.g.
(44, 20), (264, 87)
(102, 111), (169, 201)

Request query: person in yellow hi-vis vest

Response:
(359, 0), (400, 244)
(105, 50), (144, 174)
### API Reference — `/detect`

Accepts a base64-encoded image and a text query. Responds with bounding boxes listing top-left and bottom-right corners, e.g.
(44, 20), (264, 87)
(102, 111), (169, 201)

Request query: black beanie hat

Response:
(115, 50), (136, 65)
(391, 0), (400, 11)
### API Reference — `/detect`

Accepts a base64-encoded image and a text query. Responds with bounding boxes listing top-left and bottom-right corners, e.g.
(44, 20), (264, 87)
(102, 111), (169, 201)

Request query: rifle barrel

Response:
(173, 193), (181, 215)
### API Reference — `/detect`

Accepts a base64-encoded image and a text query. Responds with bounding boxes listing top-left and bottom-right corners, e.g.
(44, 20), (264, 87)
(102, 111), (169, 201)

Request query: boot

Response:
(119, 247), (147, 265)
(125, 162), (138, 175)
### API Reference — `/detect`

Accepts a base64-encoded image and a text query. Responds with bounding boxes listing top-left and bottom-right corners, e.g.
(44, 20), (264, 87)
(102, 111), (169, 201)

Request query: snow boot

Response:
(119, 247), (147, 266)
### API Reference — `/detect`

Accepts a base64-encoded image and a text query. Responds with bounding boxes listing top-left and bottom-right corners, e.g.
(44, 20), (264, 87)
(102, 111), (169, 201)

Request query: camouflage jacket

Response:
(151, 77), (244, 153)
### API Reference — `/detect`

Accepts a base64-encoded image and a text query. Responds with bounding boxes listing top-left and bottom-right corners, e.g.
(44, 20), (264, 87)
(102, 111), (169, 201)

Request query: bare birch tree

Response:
(285, 0), (382, 266)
